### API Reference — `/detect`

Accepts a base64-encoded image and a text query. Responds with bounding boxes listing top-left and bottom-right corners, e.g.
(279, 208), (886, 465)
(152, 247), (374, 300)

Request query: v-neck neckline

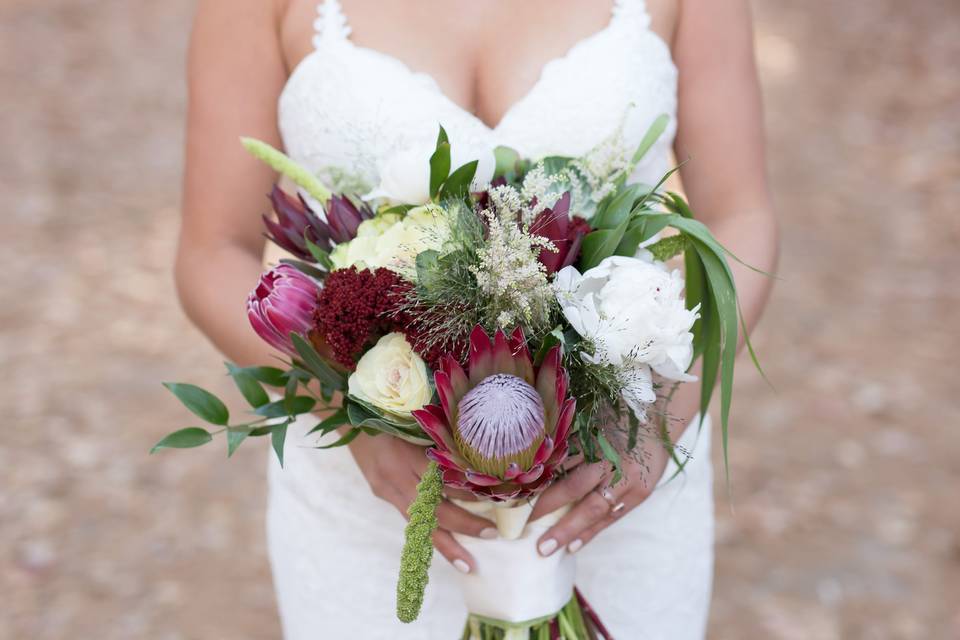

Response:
(329, 0), (622, 132)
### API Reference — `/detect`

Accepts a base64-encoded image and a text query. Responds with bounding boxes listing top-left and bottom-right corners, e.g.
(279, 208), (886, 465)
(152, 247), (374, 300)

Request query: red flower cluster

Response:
(392, 305), (469, 371)
(314, 267), (410, 368)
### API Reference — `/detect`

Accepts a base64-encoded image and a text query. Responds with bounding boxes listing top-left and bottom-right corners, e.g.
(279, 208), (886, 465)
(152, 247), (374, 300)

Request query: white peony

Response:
(330, 205), (449, 272)
(554, 255), (699, 415)
(365, 136), (496, 205)
(347, 333), (433, 418)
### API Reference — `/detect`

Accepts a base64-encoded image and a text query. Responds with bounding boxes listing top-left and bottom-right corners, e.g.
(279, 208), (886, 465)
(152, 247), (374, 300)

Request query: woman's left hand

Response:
(529, 434), (671, 557)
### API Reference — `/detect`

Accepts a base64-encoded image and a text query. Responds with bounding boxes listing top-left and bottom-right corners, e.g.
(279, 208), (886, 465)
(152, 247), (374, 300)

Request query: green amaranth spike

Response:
(648, 233), (687, 262)
(396, 461), (442, 623)
(240, 137), (331, 205)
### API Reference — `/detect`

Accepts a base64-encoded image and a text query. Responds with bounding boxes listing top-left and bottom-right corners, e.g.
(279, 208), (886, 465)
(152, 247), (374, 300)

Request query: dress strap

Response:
(312, 0), (351, 49)
(612, 0), (653, 29)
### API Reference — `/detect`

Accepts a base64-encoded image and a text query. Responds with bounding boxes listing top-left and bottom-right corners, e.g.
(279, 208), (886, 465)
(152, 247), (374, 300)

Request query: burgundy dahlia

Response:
(529, 192), (591, 274)
(246, 264), (320, 356)
(413, 326), (576, 501)
(263, 186), (371, 260)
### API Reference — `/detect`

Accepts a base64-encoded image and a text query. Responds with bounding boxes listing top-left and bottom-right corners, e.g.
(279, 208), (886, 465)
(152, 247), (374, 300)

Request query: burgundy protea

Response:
(413, 326), (576, 501)
(529, 192), (591, 274)
(262, 186), (372, 260)
(246, 264), (320, 356)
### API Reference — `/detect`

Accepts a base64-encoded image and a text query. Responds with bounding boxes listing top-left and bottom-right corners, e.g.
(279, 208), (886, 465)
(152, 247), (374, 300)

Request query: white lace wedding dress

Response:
(267, 1), (714, 638)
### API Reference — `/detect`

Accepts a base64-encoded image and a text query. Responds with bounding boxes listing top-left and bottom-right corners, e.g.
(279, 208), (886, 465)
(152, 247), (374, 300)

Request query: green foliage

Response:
(429, 127), (451, 198)
(150, 427), (212, 454)
(647, 234), (686, 262)
(163, 383), (229, 425)
(225, 362), (269, 408)
(396, 462), (442, 623)
(290, 333), (346, 391)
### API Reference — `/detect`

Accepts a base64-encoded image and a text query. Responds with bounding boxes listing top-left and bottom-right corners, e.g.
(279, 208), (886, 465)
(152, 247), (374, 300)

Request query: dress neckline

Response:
(287, 0), (675, 133)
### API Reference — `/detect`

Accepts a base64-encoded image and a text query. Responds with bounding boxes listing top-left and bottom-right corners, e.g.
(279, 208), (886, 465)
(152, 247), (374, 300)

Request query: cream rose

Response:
(330, 206), (448, 272)
(347, 333), (433, 418)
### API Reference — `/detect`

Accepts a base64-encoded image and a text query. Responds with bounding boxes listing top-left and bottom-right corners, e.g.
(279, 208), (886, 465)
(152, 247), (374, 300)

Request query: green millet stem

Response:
(396, 461), (442, 623)
(240, 137), (332, 205)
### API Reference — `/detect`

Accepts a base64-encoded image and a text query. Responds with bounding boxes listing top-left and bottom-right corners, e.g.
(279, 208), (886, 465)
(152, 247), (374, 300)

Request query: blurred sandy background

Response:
(2, 0), (958, 638)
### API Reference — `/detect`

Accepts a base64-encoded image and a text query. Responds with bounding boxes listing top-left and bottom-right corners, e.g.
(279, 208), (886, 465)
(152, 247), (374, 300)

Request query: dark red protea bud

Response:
(530, 192), (591, 274)
(325, 194), (372, 244)
(262, 186), (372, 261)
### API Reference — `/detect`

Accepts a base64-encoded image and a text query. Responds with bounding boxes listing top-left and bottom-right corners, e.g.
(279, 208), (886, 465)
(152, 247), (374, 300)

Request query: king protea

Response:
(413, 326), (576, 501)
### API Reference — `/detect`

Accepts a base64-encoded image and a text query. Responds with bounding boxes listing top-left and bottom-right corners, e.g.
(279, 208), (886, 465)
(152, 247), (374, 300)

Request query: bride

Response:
(175, 0), (778, 637)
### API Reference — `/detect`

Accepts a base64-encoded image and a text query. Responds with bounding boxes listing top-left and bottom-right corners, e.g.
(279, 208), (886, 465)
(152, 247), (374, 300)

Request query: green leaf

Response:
(578, 217), (630, 270)
(684, 248), (708, 362)
(240, 366), (288, 387)
(615, 213), (671, 256)
(307, 407), (349, 435)
(271, 422), (289, 467)
(493, 145), (520, 178)
(226, 427), (249, 457)
(279, 258), (326, 281)
(254, 396), (316, 418)
(304, 236), (334, 270)
(225, 363), (269, 408)
(630, 114), (669, 165)
(596, 432), (623, 484)
(439, 160), (478, 201)
(533, 326), (565, 366)
(162, 383), (229, 425)
(314, 427), (362, 449)
(591, 183), (645, 230)
(291, 333), (346, 390)
(429, 130), (451, 198)
(150, 427), (213, 454)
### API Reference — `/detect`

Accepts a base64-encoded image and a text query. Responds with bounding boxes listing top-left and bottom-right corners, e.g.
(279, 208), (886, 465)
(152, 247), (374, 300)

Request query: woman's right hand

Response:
(347, 432), (496, 574)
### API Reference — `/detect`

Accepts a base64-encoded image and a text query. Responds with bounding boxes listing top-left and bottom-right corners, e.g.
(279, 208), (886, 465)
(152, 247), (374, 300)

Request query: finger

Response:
(530, 462), (609, 521)
(436, 501), (498, 539)
(565, 482), (655, 554)
(432, 528), (475, 574)
(536, 490), (616, 556)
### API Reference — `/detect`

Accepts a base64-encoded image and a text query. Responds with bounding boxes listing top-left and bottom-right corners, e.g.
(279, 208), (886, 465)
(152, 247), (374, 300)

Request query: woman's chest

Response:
(277, 0), (679, 189)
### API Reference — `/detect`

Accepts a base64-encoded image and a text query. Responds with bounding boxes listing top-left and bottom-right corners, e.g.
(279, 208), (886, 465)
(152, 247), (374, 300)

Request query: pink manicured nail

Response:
(480, 527), (498, 540)
(453, 559), (471, 574)
(568, 539), (583, 554)
(538, 538), (558, 556)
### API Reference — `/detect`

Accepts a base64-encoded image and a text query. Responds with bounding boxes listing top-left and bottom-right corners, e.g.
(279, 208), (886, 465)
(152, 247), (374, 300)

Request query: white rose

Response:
(347, 333), (433, 418)
(365, 136), (496, 205)
(330, 206), (449, 272)
(554, 255), (699, 381)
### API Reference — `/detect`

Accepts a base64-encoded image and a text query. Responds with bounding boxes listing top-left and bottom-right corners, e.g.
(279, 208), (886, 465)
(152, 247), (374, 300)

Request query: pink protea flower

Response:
(413, 326), (576, 501)
(263, 186), (372, 260)
(529, 192), (591, 275)
(246, 264), (320, 356)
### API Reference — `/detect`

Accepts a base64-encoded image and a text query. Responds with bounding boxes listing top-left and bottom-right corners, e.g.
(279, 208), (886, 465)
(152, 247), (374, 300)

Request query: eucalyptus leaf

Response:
(162, 383), (229, 426)
(493, 145), (520, 178)
(225, 363), (269, 408)
(242, 366), (288, 387)
(226, 427), (249, 457)
(150, 427), (213, 454)
(307, 407), (349, 436)
(272, 422), (289, 467)
(291, 333), (346, 390)
(254, 396), (316, 418)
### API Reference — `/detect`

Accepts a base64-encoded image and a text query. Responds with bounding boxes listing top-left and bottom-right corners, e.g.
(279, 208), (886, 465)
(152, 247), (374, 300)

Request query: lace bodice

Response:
(278, 0), (678, 193)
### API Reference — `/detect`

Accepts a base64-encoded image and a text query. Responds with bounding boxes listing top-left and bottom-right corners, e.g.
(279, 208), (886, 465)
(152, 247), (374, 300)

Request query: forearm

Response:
(175, 238), (276, 367)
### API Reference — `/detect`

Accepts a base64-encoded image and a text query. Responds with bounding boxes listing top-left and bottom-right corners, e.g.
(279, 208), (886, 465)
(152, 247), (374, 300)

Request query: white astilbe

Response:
(520, 165), (560, 221)
(569, 132), (632, 203)
(471, 206), (556, 329)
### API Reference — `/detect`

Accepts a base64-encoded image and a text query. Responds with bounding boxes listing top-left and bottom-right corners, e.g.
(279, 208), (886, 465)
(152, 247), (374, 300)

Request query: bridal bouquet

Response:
(153, 115), (756, 638)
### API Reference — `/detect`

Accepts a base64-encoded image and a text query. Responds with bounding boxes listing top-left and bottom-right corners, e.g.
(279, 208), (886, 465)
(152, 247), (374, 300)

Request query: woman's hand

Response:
(347, 432), (497, 573)
(529, 434), (672, 557)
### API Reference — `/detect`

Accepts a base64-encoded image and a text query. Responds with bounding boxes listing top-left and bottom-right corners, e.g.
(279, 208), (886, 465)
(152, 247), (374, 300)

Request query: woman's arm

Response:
(532, 0), (780, 553)
(176, 0), (289, 367)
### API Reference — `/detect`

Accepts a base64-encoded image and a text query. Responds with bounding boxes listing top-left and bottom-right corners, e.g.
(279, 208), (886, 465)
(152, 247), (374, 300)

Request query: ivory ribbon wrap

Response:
(452, 499), (575, 624)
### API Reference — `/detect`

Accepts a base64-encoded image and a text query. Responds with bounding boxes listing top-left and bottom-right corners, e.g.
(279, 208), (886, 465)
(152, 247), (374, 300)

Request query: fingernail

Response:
(568, 539), (583, 554)
(479, 527), (498, 540)
(538, 538), (558, 556)
(453, 559), (471, 574)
